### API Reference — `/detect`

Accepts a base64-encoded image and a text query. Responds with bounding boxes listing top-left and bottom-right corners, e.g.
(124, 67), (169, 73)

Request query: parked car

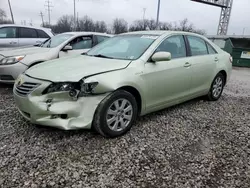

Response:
(0, 32), (112, 83)
(13, 31), (232, 137)
(0, 24), (54, 48)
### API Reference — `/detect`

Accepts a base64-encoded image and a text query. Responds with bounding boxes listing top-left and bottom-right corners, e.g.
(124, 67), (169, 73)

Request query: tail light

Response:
(229, 56), (233, 63)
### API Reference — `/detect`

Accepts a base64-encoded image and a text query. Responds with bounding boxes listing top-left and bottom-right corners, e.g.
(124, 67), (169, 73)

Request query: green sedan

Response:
(13, 31), (232, 137)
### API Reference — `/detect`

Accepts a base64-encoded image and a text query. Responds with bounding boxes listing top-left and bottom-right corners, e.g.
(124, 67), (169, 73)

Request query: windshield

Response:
(87, 34), (159, 60)
(41, 34), (73, 48)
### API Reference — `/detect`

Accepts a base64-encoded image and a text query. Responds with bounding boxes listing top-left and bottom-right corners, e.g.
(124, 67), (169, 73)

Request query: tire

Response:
(207, 73), (225, 101)
(92, 90), (138, 138)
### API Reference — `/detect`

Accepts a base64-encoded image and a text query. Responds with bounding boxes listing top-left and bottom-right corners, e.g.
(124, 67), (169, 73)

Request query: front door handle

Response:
(184, 62), (191, 67)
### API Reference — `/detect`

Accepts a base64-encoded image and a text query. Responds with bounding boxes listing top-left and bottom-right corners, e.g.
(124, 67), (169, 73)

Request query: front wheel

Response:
(207, 73), (225, 101)
(92, 90), (138, 138)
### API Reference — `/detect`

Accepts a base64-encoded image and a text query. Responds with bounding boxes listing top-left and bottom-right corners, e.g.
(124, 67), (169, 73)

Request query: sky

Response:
(0, 0), (249, 35)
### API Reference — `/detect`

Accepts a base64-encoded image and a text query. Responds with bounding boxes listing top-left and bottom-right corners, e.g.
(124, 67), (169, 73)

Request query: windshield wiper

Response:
(91, 54), (114, 59)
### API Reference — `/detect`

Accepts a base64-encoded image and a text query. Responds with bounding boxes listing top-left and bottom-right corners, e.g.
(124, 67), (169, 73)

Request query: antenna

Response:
(45, 0), (53, 25)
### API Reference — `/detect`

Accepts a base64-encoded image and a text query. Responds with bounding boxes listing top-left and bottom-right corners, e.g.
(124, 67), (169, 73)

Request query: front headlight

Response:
(43, 82), (79, 94)
(0, 55), (25, 65)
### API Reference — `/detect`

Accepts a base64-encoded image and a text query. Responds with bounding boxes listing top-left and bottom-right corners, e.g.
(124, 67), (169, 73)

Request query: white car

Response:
(0, 32), (112, 83)
(0, 24), (54, 48)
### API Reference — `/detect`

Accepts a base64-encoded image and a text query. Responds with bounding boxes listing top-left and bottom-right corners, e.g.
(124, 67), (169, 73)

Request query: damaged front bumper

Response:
(13, 74), (108, 130)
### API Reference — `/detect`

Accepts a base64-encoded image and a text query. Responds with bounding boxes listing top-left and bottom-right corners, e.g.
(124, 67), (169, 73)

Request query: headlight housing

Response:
(0, 55), (25, 65)
(79, 79), (99, 96)
(43, 82), (79, 94)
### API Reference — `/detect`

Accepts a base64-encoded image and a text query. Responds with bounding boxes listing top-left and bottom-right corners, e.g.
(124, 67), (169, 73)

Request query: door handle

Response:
(214, 57), (219, 62)
(184, 62), (191, 67)
(9, 41), (17, 44)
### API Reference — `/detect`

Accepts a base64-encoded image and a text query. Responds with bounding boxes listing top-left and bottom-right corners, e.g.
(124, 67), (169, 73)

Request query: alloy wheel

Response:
(212, 76), (223, 98)
(106, 98), (133, 132)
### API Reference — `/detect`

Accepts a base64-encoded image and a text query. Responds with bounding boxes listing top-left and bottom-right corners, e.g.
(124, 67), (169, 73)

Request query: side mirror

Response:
(151, 52), (171, 62)
(62, 45), (73, 51)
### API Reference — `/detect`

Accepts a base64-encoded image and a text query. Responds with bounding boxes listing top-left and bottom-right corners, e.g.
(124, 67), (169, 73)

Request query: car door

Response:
(142, 35), (192, 111)
(0, 27), (19, 48)
(59, 35), (93, 58)
(186, 35), (217, 95)
(18, 27), (39, 47)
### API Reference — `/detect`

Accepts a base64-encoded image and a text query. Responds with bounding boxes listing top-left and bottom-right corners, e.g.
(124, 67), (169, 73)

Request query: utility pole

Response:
(40, 11), (45, 27)
(143, 8), (146, 30)
(156, 0), (161, 29)
(8, 0), (15, 24)
(74, 0), (76, 29)
(45, 0), (53, 25)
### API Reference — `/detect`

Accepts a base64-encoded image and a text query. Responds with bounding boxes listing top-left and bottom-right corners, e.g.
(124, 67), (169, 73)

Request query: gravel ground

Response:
(0, 68), (250, 188)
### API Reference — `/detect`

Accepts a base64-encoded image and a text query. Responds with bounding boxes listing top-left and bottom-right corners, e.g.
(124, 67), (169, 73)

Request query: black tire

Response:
(92, 90), (138, 138)
(207, 72), (225, 101)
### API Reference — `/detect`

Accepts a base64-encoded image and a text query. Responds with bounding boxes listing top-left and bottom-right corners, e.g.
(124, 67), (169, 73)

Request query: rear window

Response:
(37, 30), (50, 38)
(19, 27), (38, 38)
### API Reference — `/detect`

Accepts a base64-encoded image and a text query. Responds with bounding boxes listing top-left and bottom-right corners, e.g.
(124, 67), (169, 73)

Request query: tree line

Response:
(0, 8), (206, 35)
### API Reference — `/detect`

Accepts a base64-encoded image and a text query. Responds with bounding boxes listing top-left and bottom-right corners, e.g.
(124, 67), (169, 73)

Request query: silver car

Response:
(0, 32), (112, 83)
(0, 24), (54, 48)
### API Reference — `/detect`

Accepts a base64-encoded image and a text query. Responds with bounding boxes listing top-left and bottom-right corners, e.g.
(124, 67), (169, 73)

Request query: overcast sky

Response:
(0, 0), (249, 35)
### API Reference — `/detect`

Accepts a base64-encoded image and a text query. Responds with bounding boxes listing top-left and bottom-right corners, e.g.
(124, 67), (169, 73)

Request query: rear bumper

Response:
(0, 62), (28, 83)
(13, 74), (108, 130)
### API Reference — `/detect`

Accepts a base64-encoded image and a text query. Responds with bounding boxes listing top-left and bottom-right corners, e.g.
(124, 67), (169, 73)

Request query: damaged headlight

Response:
(79, 81), (99, 96)
(43, 82), (79, 94)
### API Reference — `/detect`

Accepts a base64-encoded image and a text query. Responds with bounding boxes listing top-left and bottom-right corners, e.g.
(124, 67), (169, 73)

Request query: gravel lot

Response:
(0, 68), (250, 188)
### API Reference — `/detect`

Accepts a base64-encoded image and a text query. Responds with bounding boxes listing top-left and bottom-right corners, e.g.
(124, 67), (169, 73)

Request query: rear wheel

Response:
(207, 73), (225, 101)
(93, 90), (138, 138)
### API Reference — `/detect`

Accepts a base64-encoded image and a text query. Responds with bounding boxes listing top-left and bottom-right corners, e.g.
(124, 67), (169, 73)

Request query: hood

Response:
(0, 46), (51, 57)
(26, 55), (131, 82)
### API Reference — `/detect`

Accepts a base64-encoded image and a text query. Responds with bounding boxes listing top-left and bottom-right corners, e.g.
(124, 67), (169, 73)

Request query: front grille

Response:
(15, 82), (40, 96)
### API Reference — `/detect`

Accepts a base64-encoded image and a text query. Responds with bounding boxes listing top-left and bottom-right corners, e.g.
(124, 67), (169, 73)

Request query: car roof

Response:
(62, 32), (113, 37)
(122, 30), (203, 37)
(0, 24), (52, 31)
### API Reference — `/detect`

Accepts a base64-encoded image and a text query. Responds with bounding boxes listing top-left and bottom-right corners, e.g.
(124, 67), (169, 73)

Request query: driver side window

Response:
(69, 36), (93, 50)
(155, 35), (187, 59)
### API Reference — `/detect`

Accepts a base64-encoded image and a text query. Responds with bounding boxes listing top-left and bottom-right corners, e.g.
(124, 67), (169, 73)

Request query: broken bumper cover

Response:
(13, 74), (108, 130)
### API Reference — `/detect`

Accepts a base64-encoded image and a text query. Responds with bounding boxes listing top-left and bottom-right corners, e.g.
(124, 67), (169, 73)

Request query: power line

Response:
(40, 11), (45, 26)
(45, 0), (53, 25)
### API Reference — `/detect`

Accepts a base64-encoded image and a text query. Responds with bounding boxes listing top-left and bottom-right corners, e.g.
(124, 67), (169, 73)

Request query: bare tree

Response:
(78, 16), (95, 31)
(52, 15), (74, 33)
(129, 20), (146, 31)
(176, 18), (206, 35)
(0, 8), (12, 24)
(94, 21), (107, 33)
(112, 18), (128, 34)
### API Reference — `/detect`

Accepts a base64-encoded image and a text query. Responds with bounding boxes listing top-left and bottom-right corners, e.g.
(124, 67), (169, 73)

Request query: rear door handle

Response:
(9, 41), (17, 44)
(214, 57), (219, 62)
(184, 62), (191, 67)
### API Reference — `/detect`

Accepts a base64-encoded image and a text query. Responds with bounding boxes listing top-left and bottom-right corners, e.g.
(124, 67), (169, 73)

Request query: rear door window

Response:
(187, 36), (208, 56)
(19, 27), (38, 38)
(37, 29), (50, 38)
(0, 27), (17, 38)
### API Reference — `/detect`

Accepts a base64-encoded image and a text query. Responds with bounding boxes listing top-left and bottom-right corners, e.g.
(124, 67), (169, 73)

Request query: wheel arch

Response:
(218, 70), (227, 85)
(118, 86), (143, 115)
